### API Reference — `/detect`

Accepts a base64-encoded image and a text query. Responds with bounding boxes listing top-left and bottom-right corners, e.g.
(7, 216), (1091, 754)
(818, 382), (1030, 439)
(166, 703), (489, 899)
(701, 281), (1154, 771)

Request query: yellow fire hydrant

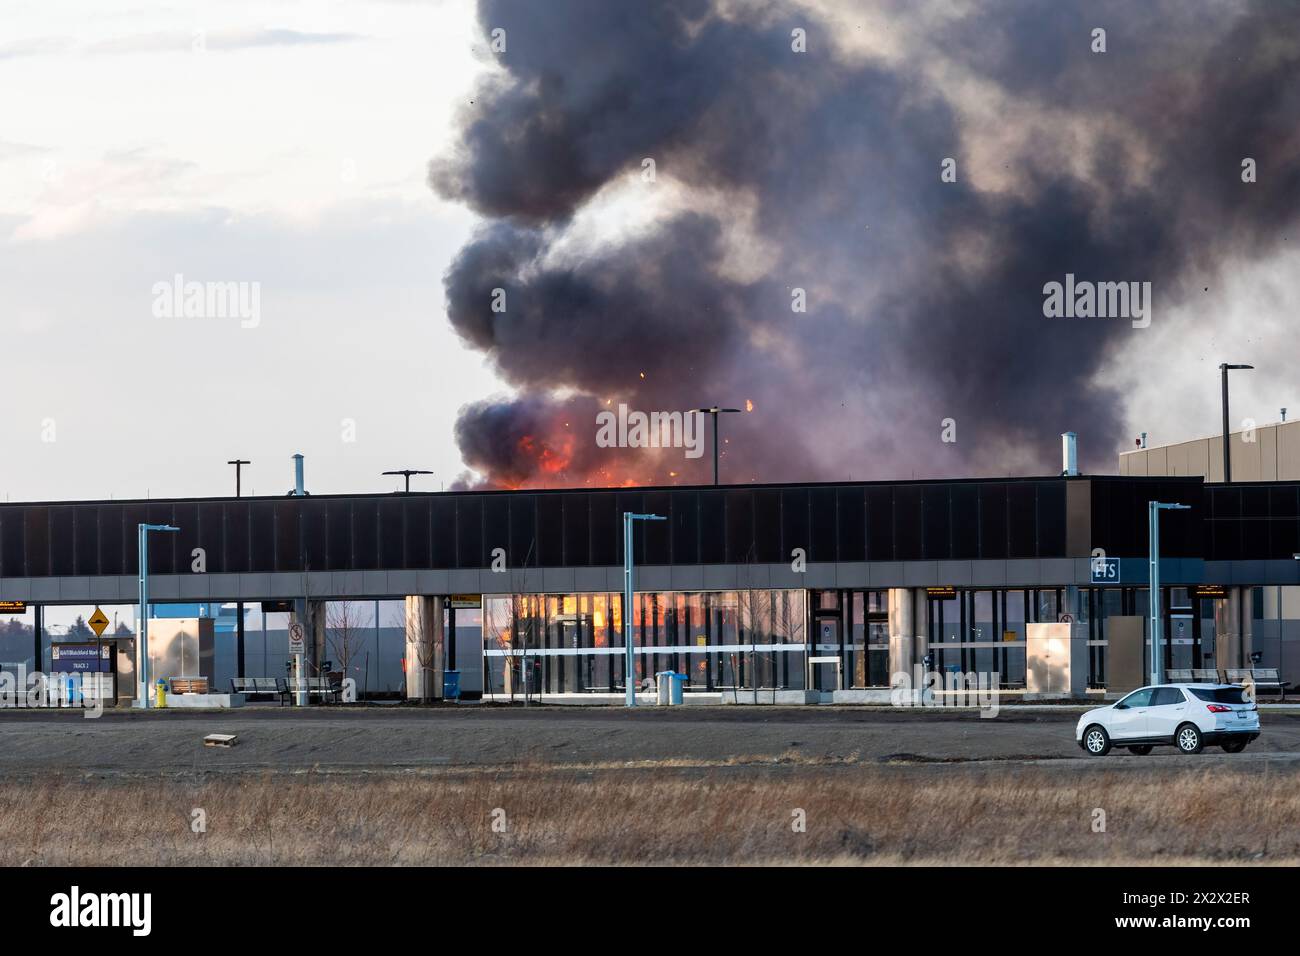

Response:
(155, 679), (167, 708)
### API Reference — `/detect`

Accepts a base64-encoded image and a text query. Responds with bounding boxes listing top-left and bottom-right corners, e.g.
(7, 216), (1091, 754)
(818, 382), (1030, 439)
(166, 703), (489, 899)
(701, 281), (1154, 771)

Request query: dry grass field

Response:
(3, 761), (1297, 866)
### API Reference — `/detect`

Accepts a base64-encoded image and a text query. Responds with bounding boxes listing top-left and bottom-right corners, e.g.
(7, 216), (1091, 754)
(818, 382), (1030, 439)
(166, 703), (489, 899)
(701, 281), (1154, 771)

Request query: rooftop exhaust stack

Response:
(291, 454), (306, 497)
(1061, 432), (1078, 477)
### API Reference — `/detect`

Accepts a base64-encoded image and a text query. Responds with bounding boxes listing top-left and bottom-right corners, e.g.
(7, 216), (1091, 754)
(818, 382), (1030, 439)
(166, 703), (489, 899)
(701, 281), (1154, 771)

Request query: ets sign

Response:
(1090, 557), (1119, 584)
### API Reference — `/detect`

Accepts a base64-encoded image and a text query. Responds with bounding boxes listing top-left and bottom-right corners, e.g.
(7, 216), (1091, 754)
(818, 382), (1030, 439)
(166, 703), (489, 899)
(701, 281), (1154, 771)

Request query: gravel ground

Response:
(2, 704), (1298, 775)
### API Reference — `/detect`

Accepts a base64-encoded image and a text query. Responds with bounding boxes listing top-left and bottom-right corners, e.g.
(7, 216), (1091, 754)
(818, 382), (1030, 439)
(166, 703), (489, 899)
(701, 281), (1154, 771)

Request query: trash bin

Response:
(655, 671), (673, 705)
(668, 671), (687, 705)
(443, 669), (461, 701)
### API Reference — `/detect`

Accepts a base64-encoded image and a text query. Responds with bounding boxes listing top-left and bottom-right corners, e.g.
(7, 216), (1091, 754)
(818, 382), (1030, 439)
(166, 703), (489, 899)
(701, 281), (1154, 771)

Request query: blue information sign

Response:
(1090, 557), (1120, 584)
(50, 643), (112, 673)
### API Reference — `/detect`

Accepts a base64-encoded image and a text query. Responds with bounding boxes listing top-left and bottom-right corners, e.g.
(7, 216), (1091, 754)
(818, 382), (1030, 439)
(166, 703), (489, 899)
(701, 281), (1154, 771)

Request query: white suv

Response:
(1076, 684), (1260, 756)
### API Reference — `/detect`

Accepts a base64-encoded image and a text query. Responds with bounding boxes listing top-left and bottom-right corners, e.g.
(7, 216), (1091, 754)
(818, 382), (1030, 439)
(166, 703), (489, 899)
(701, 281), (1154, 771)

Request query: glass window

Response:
(782, 488), (810, 560)
(753, 490), (782, 562)
(1117, 688), (1154, 708)
(809, 488), (837, 562)
(1151, 687), (1185, 706)
(671, 492), (699, 565)
(836, 488), (865, 562)
(865, 487), (893, 561)
(978, 484), (1008, 560)
(562, 495), (589, 566)
(1188, 686), (1249, 704)
(537, 496), (563, 566)
(698, 491), (725, 564)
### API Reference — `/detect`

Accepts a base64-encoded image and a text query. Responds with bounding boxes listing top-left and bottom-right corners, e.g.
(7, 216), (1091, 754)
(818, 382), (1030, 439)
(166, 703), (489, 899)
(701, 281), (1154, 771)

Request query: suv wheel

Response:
(1083, 725), (1111, 756)
(1175, 723), (1204, 755)
(1127, 745), (1153, 755)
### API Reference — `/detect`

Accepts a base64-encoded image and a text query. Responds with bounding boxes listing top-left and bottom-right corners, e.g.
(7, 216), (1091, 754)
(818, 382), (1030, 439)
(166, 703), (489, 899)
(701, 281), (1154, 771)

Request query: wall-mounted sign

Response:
(288, 622), (306, 655)
(0, 602), (26, 614)
(925, 587), (956, 600)
(50, 643), (112, 672)
(261, 600), (294, 613)
(1193, 585), (1227, 599)
(1090, 557), (1120, 583)
(449, 594), (481, 609)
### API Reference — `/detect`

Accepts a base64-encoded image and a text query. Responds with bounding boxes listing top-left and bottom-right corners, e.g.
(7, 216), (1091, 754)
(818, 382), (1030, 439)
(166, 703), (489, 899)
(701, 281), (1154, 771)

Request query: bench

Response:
(169, 677), (210, 695)
(230, 676), (290, 705)
(1226, 667), (1289, 701)
(285, 676), (341, 704)
(1191, 668), (1222, 683)
(1166, 668), (1194, 682)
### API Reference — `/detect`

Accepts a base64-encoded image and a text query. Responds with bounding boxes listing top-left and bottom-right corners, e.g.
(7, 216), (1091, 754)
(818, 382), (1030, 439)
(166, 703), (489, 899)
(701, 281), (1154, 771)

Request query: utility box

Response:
(1025, 622), (1087, 697)
(1105, 615), (1146, 697)
(115, 638), (136, 705)
(145, 618), (215, 687)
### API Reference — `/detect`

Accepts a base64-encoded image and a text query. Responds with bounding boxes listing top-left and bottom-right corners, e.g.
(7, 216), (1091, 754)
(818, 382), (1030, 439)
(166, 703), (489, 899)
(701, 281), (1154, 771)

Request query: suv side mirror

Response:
(1113, 703), (1128, 710)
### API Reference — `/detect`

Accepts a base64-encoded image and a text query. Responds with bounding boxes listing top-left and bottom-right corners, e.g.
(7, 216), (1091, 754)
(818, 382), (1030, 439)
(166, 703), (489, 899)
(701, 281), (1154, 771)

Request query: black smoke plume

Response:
(431, 0), (1300, 488)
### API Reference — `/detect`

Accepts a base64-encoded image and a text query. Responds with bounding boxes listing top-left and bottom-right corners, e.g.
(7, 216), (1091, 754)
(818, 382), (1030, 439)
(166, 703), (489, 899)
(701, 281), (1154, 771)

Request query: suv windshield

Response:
(1188, 687), (1250, 704)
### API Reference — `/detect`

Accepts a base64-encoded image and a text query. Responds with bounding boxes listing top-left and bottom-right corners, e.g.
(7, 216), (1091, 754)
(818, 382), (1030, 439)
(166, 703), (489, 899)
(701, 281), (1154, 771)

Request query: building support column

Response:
(308, 600), (327, 674)
(1216, 588), (1250, 670)
(32, 604), (43, 673)
(405, 596), (445, 701)
(888, 588), (928, 679)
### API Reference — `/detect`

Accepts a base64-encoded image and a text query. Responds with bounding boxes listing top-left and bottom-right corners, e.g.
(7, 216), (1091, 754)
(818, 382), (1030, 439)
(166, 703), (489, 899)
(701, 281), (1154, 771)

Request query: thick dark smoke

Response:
(431, 0), (1300, 488)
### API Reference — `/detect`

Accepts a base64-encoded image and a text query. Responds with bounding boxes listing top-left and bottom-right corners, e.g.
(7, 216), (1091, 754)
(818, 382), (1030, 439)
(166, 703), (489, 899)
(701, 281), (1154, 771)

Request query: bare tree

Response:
(325, 600), (370, 692)
(403, 598), (443, 702)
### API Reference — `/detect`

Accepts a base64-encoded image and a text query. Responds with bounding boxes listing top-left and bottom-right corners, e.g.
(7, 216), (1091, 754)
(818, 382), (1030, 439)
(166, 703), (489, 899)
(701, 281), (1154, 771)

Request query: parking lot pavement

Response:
(1, 705), (1299, 775)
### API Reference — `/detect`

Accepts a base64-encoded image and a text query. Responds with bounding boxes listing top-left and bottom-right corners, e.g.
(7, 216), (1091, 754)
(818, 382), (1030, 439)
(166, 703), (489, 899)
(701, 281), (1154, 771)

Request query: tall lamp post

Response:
(136, 523), (180, 708)
(622, 511), (666, 707)
(1218, 363), (1253, 483)
(695, 406), (741, 486)
(1148, 501), (1190, 686)
(228, 459), (250, 680)
(382, 469), (435, 493)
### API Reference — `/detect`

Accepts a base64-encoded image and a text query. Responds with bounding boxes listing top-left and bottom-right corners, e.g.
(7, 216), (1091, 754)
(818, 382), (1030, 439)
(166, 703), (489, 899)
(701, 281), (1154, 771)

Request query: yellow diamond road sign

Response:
(88, 607), (110, 638)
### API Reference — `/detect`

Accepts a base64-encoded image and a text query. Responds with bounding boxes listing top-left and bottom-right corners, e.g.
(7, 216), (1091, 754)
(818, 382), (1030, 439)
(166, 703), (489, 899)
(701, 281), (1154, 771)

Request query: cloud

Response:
(0, 28), (364, 61)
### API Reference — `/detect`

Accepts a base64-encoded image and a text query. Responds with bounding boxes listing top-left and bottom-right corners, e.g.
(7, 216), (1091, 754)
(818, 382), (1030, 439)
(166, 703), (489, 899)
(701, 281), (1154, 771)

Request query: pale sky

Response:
(3, 1), (1297, 503)
(1, 0), (499, 501)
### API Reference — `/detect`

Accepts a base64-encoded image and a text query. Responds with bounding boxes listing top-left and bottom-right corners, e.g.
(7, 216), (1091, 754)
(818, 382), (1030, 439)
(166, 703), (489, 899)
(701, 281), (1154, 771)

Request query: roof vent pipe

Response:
(291, 454), (306, 496)
(1061, 432), (1078, 477)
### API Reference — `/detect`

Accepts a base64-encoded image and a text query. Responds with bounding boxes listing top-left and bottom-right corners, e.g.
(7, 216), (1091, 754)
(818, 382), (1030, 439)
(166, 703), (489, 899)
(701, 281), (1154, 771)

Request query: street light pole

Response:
(136, 522), (180, 708)
(695, 407), (740, 486)
(228, 459), (250, 680)
(227, 459), (250, 497)
(1218, 364), (1253, 483)
(1148, 501), (1190, 686)
(382, 469), (435, 493)
(622, 511), (666, 707)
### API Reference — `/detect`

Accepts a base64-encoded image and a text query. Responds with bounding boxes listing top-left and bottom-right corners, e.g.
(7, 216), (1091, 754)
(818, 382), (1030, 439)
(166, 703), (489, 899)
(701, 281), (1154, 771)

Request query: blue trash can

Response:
(443, 669), (461, 701)
(668, 672), (687, 705)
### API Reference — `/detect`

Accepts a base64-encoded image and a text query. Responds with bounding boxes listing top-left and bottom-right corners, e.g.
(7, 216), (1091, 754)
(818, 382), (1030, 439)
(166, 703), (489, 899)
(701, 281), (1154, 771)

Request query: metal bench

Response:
(230, 676), (290, 704)
(1166, 668), (1194, 682)
(285, 676), (340, 704)
(1226, 667), (1289, 701)
(1191, 668), (1222, 683)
